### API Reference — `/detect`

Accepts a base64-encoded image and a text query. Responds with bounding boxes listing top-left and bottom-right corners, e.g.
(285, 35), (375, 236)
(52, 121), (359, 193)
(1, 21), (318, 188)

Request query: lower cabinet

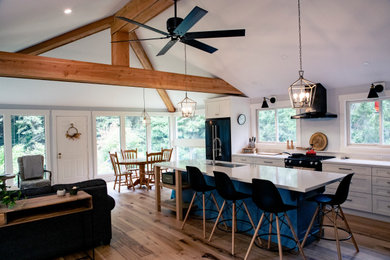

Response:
(373, 195), (390, 216)
(372, 168), (390, 216)
(323, 163), (372, 213)
(232, 155), (285, 167)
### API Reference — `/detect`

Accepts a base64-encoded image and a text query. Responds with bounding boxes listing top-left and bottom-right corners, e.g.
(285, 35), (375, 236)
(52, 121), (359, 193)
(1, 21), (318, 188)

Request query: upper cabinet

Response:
(205, 99), (230, 119)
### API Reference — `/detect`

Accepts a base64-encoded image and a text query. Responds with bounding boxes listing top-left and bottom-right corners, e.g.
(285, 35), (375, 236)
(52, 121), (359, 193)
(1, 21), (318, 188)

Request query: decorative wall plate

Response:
(309, 132), (328, 151)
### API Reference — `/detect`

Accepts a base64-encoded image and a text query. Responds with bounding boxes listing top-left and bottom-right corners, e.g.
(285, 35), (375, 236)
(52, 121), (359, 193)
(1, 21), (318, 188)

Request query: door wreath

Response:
(65, 123), (81, 140)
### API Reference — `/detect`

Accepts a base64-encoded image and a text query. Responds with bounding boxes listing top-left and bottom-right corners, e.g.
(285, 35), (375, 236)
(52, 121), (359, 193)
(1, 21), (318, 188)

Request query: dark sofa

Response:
(0, 179), (115, 260)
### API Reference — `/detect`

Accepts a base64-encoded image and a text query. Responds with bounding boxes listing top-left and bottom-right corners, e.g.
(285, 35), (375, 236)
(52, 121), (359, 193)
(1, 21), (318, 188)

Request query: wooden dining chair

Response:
(161, 148), (173, 174)
(121, 149), (139, 178)
(109, 152), (134, 192)
(145, 151), (163, 190)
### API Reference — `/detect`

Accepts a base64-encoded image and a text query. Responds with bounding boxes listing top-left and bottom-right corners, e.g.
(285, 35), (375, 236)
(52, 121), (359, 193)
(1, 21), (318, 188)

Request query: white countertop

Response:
(156, 160), (345, 193)
(233, 153), (288, 159)
(323, 158), (390, 167)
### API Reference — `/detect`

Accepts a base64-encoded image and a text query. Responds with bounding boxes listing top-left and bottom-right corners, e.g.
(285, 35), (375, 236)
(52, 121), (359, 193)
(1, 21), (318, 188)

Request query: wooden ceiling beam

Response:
(112, 0), (173, 35)
(127, 31), (176, 112)
(0, 51), (244, 95)
(17, 16), (114, 55)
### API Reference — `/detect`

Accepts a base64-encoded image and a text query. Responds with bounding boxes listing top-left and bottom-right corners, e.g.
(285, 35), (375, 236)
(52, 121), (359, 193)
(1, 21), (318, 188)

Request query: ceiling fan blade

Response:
(111, 36), (170, 43)
(157, 39), (179, 56)
(181, 39), (217, 54)
(183, 29), (245, 40)
(173, 6), (207, 36)
(116, 16), (169, 36)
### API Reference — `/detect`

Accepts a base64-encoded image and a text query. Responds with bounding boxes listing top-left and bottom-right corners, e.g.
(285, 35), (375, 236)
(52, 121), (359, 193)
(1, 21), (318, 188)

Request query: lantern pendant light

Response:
(178, 44), (196, 117)
(141, 88), (151, 125)
(289, 0), (316, 109)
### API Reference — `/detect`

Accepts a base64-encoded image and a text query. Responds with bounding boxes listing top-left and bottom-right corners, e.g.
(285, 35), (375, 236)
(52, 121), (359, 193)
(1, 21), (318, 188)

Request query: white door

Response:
(56, 116), (89, 184)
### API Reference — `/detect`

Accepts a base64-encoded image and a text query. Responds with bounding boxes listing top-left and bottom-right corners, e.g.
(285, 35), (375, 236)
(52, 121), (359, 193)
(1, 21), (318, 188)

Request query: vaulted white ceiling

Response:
(1, 0), (389, 109)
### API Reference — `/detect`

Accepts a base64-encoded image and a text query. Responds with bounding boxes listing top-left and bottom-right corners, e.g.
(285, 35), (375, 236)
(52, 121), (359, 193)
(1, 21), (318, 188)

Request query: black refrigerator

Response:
(205, 118), (231, 162)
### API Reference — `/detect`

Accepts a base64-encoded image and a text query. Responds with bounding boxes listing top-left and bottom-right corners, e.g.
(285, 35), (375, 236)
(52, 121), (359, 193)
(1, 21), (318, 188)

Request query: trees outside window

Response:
(11, 115), (46, 173)
(175, 115), (205, 160)
(151, 116), (169, 152)
(349, 99), (390, 145)
(125, 116), (146, 156)
(96, 116), (120, 175)
(258, 108), (296, 142)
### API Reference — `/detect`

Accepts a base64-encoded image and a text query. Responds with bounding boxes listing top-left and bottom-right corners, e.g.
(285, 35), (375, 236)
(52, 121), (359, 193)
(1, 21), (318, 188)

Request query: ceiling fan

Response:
(115, 0), (245, 56)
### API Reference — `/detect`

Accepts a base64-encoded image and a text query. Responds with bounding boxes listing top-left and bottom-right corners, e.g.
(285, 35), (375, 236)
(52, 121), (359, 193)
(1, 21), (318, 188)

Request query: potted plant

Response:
(0, 183), (22, 208)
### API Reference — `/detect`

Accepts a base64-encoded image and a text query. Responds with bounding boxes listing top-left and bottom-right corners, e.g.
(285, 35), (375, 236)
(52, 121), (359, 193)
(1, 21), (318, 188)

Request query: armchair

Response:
(17, 155), (51, 190)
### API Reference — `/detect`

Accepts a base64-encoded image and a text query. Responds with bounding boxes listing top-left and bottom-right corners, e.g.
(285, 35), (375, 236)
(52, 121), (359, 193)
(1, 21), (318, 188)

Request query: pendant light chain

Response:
(298, 0), (303, 76)
(184, 43), (188, 98)
(143, 88), (146, 112)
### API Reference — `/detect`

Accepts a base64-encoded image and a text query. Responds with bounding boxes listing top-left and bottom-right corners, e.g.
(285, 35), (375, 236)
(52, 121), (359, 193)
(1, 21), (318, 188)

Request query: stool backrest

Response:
(213, 171), (237, 201)
(334, 173), (354, 205)
(251, 178), (284, 212)
(186, 166), (207, 192)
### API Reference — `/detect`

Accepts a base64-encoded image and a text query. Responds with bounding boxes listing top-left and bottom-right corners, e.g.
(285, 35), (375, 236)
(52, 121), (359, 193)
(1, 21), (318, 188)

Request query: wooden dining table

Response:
(117, 158), (151, 189)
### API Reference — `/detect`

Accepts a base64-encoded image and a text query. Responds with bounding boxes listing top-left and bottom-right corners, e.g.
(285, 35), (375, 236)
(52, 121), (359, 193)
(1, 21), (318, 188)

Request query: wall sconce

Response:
(261, 97), (276, 108)
(367, 83), (384, 99)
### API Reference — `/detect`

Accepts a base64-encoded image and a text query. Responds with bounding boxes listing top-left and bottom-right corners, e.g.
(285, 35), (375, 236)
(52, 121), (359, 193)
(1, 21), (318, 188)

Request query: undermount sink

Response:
(206, 162), (246, 168)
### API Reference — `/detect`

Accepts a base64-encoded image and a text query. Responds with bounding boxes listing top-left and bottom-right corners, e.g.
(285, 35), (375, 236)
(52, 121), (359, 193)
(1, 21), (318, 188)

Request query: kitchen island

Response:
(154, 160), (346, 247)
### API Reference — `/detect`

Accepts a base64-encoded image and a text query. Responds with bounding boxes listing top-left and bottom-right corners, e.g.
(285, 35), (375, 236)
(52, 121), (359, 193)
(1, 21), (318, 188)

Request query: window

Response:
(176, 115), (205, 139)
(125, 116), (146, 156)
(175, 114), (205, 160)
(258, 108), (296, 142)
(151, 116), (170, 152)
(96, 116), (120, 175)
(348, 99), (390, 145)
(11, 115), (46, 173)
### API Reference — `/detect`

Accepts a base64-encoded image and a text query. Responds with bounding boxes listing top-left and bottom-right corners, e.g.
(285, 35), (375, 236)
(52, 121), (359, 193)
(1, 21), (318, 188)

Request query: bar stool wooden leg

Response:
(331, 206), (342, 260)
(284, 213), (306, 260)
(202, 193), (206, 238)
(302, 205), (320, 247)
(242, 201), (262, 246)
(268, 213), (273, 249)
(232, 201), (236, 255)
(181, 192), (197, 230)
(339, 205), (359, 252)
(210, 193), (228, 229)
(275, 215), (283, 260)
(244, 213), (265, 260)
(209, 200), (226, 242)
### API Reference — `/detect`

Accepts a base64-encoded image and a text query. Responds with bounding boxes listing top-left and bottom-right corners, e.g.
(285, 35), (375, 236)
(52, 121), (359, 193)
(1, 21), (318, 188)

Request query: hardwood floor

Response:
(57, 183), (390, 260)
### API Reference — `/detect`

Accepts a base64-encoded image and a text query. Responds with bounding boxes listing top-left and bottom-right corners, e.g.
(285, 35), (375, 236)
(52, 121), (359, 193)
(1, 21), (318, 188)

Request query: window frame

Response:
(340, 91), (390, 154)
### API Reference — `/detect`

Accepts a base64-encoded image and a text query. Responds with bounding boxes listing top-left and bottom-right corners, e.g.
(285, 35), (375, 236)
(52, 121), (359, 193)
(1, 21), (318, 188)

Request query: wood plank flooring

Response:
(56, 183), (390, 260)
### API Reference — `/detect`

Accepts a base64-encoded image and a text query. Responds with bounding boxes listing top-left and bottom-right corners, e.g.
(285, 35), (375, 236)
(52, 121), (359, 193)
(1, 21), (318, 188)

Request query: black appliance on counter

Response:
(205, 118), (231, 162)
(284, 153), (335, 171)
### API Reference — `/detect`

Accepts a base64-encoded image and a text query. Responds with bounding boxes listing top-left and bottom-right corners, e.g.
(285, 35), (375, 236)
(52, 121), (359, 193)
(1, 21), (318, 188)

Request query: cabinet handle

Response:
(387, 182), (390, 184)
(346, 199), (352, 202)
(263, 161), (273, 164)
(388, 205), (390, 209)
(338, 168), (352, 171)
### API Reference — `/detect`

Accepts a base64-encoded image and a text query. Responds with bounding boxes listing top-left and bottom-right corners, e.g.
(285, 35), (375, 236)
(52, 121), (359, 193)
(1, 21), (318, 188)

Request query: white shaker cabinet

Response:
(372, 167), (390, 216)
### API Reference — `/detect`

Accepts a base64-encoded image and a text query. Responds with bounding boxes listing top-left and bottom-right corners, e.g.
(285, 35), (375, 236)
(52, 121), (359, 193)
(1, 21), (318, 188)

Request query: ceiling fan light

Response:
(367, 84), (379, 98)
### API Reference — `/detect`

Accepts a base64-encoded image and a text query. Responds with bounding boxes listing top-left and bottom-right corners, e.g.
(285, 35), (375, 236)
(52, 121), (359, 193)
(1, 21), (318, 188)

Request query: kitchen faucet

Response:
(212, 136), (222, 165)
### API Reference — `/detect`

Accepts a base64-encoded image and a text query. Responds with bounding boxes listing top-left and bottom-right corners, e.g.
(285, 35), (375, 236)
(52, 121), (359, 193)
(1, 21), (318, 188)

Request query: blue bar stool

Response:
(208, 171), (257, 255)
(181, 166), (223, 238)
(302, 173), (358, 260)
(245, 179), (306, 260)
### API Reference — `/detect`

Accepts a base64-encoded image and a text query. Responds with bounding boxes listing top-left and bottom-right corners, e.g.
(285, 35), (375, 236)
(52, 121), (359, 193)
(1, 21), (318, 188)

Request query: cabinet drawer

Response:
(373, 167), (390, 178)
(232, 156), (253, 164)
(325, 174), (371, 194)
(253, 158), (285, 167)
(342, 191), (372, 212)
(373, 195), (390, 216)
(372, 176), (390, 187)
(322, 164), (371, 176)
(372, 186), (390, 196)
